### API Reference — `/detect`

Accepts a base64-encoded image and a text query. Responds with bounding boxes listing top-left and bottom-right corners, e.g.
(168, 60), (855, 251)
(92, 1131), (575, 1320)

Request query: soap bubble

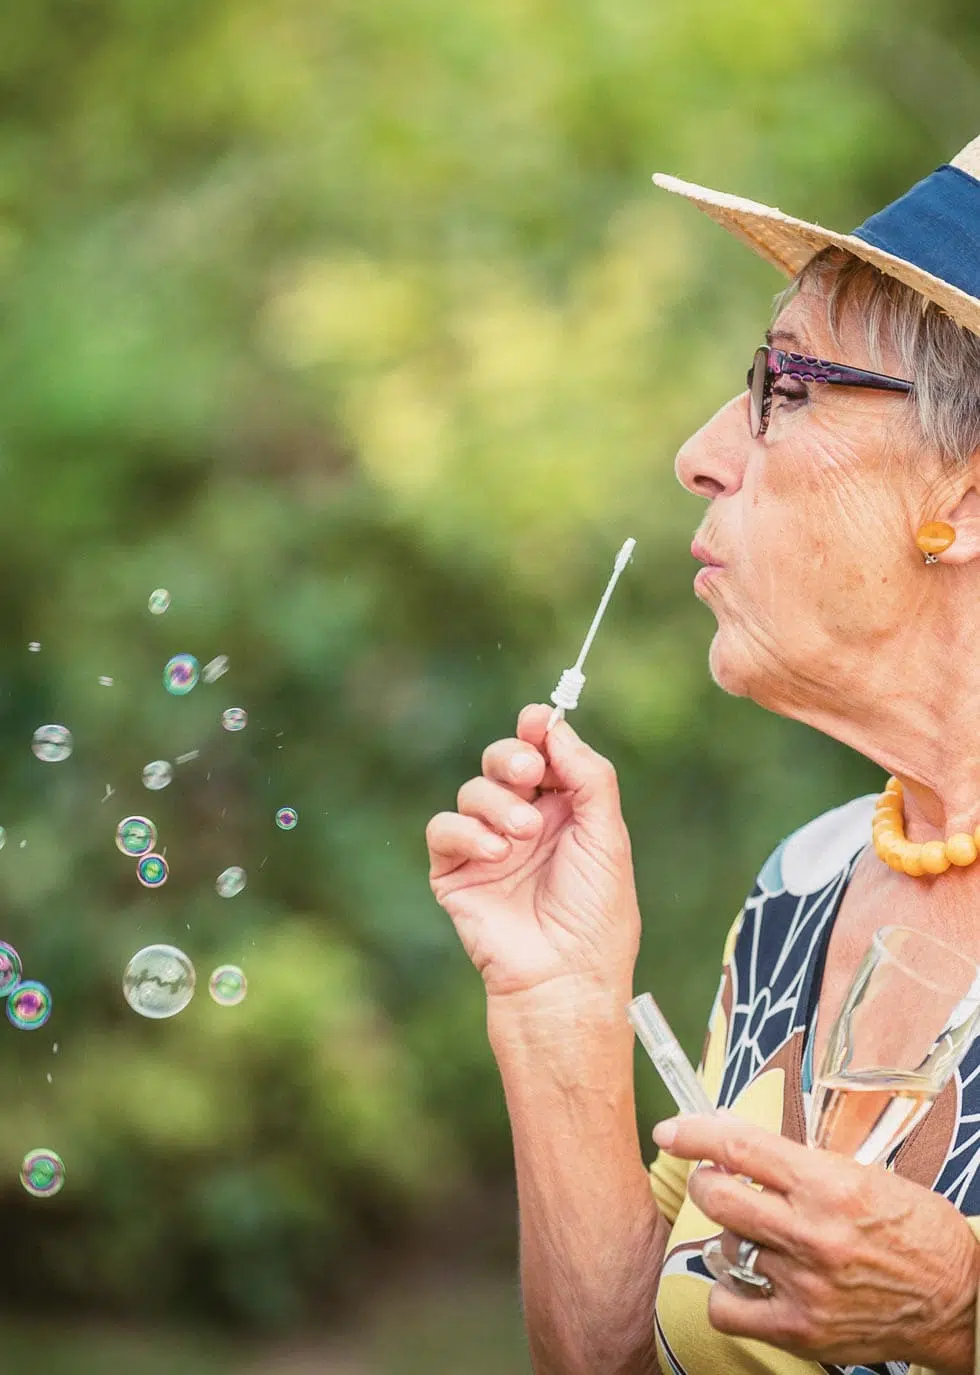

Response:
(148, 588), (171, 615)
(275, 807), (298, 831)
(7, 981), (52, 1030)
(0, 942), (21, 995)
(123, 944), (195, 1019)
(20, 1149), (65, 1198)
(215, 866), (246, 898)
(202, 655), (229, 683)
(136, 853), (169, 888)
(209, 965), (247, 1006)
(32, 724), (73, 763)
(142, 760), (173, 791)
(221, 707), (247, 732)
(115, 815), (157, 857)
(163, 653), (199, 695)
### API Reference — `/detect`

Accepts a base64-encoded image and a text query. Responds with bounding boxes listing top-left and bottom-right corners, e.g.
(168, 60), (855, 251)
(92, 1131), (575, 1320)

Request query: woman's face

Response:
(675, 287), (950, 717)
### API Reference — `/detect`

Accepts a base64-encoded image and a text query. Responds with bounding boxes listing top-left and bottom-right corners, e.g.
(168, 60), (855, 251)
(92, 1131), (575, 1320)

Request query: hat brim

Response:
(653, 172), (980, 338)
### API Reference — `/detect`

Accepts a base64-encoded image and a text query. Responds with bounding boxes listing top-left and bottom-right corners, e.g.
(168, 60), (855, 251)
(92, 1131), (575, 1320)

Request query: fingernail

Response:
(481, 835), (510, 858)
(508, 805), (538, 832)
(653, 1119), (678, 1149)
(510, 753), (536, 778)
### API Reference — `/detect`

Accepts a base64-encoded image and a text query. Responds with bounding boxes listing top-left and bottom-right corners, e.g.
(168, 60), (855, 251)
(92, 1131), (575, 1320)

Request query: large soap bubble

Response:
(122, 944), (196, 1019)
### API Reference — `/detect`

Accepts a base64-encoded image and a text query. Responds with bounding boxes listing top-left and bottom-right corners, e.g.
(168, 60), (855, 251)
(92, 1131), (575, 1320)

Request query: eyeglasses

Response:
(746, 345), (914, 439)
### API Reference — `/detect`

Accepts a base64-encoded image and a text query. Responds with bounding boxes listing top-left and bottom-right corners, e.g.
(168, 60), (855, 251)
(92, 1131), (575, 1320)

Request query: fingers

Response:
(457, 775), (542, 840)
(688, 1169), (798, 1255)
(481, 733), (553, 797)
(426, 811), (513, 874)
(652, 1115), (802, 1195)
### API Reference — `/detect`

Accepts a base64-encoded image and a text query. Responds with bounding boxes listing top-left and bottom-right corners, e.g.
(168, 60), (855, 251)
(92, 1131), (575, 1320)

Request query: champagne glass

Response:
(809, 925), (980, 1164)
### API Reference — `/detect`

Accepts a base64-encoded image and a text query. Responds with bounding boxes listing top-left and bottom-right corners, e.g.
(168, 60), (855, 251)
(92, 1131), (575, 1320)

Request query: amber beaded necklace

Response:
(873, 777), (980, 876)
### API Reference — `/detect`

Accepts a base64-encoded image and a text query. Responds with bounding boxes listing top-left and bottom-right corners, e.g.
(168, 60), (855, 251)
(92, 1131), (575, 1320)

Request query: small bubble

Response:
(142, 760), (173, 791)
(215, 866), (246, 898)
(148, 588), (171, 615)
(163, 653), (199, 696)
(275, 807), (298, 831)
(221, 707), (247, 732)
(209, 965), (247, 1006)
(98, 675), (114, 687)
(18, 840), (26, 849)
(115, 816), (157, 857)
(20, 1148), (65, 1198)
(136, 853), (168, 888)
(45, 1073), (52, 1084)
(32, 724), (73, 763)
(7, 981), (52, 1030)
(52, 1043), (58, 1054)
(0, 942), (22, 995)
(202, 655), (229, 683)
(175, 750), (200, 765)
(28, 642), (41, 652)
(123, 944), (195, 1019)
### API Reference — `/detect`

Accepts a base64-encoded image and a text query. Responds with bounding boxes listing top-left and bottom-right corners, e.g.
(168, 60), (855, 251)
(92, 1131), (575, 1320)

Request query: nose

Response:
(674, 393), (750, 499)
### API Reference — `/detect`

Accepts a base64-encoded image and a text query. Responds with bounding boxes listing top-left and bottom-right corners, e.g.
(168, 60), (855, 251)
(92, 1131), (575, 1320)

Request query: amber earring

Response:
(915, 521), (956, 564)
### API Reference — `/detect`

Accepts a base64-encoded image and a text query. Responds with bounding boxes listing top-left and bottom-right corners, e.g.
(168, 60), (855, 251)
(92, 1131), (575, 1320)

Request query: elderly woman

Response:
(425, 133), (980, 1375)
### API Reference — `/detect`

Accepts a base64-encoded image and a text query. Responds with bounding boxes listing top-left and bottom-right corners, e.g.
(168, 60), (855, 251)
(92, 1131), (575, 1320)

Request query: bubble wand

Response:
(546, 538), (636, 732)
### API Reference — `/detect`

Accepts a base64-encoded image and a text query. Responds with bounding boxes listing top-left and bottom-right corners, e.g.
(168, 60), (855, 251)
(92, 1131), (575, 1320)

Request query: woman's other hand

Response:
(426, 703), (641, 1001)
(653, 1113), (980, 1372)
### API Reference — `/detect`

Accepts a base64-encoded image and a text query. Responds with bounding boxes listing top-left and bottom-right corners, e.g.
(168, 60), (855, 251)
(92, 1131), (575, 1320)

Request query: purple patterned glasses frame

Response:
(746, 345), (914, 438)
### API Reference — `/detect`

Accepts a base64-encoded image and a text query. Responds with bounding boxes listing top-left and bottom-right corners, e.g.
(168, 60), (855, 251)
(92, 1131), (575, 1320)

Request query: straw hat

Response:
(653, 135), (980, 338)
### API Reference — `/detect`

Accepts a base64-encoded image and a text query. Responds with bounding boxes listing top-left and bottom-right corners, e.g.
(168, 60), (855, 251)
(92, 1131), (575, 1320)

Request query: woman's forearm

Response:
(488, 979), (669, 1375)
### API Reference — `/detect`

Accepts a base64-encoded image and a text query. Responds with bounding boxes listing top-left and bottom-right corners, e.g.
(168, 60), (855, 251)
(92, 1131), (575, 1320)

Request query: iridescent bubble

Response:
(115, 815), (157, 857)
(136, 853), (169, 888)
(122, 944), (195, 1019)
(20, 1148), (65, 1198)
(221, 707), (247, 732)
(209, 964), (247, 1006)
(275, 807), (298, 831)
(215, 866), (246, 898)
(148, 588), (171, 615)
(142, 759), (173, 791)
(202, 655), (229, 683)
(7, 981), (52, 1030)
(31, 724), (73, 763)
(163, 653), (199, 696)
(0, 942), (21, 996)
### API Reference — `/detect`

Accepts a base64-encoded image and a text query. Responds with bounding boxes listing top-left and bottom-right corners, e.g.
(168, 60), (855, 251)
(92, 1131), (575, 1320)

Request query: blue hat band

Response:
(852, 163), (980, 302)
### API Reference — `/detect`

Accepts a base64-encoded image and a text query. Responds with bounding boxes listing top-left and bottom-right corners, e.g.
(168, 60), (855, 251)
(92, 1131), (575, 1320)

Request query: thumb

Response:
(540, 715), (623, 829)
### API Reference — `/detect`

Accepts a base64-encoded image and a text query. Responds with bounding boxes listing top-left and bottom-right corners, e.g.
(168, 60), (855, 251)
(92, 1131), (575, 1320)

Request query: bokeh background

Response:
(0, 1), (977, 1369)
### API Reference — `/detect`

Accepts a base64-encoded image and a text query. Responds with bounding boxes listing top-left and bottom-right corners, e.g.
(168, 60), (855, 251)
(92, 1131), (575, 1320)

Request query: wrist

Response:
(915, 1216), (980, 1375)
(487, 974), (635, 1053)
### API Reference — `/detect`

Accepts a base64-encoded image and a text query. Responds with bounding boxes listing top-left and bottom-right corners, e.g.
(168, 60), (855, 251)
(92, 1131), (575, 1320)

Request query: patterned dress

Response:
(649, 794), (980, 1375)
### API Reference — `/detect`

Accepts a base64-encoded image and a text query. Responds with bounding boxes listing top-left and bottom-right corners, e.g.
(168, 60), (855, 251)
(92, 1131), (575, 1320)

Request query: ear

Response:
(933, 486), (980, 565)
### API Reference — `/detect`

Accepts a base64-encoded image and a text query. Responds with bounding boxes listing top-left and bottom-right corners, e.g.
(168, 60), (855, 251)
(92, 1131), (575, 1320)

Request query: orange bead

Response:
(920, 840), (951, 874)
(946, 833), (978, 867)
(974, 823), (980, 851)
(874, 799), (903, 821)
(885, 848), (907, 872)
(884, 777), (903, 796)
(900, 844), (926, 877)
(915, 521), (956, 557)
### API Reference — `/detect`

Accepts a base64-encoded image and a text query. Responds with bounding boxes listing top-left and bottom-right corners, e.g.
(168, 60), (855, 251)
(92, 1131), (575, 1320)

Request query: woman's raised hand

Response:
(426, 703), (642, 1000)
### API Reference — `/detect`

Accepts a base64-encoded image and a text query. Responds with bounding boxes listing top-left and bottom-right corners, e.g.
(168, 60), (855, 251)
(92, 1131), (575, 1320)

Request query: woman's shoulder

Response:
(752, 793), (877, 900)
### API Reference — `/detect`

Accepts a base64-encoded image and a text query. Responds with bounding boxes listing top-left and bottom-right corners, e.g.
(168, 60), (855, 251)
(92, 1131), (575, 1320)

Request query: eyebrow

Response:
(765, 326), (808, 349)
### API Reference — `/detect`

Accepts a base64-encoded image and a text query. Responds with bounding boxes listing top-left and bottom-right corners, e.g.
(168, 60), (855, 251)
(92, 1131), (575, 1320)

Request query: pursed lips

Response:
(691, 539), (724, 567)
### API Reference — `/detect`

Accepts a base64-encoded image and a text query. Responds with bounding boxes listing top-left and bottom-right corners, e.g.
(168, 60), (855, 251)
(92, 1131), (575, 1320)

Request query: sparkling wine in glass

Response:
(809, 925), (980, 1164)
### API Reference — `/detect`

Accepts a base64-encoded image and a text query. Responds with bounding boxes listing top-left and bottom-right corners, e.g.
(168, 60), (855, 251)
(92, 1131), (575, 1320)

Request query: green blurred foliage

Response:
(0, 0), (976, 1340)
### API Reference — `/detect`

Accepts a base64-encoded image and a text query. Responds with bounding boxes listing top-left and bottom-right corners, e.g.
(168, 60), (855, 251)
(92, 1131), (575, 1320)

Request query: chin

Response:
(706, 628), (756, 701)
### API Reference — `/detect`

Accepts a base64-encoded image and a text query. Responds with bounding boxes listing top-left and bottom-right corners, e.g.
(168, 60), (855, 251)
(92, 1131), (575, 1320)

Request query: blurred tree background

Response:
(0, 0), (977, 1368)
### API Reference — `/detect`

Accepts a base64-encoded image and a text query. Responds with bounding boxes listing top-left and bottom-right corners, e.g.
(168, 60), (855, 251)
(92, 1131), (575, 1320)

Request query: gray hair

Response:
(775, 247), (980, 469)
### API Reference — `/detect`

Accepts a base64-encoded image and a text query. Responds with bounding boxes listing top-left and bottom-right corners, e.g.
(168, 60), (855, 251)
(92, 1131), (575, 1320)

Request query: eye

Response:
(772, 380), (809, 408)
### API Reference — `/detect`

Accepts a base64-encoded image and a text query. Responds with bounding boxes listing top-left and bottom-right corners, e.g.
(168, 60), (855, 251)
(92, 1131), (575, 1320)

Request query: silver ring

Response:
(728, 1241), (774, 1299)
